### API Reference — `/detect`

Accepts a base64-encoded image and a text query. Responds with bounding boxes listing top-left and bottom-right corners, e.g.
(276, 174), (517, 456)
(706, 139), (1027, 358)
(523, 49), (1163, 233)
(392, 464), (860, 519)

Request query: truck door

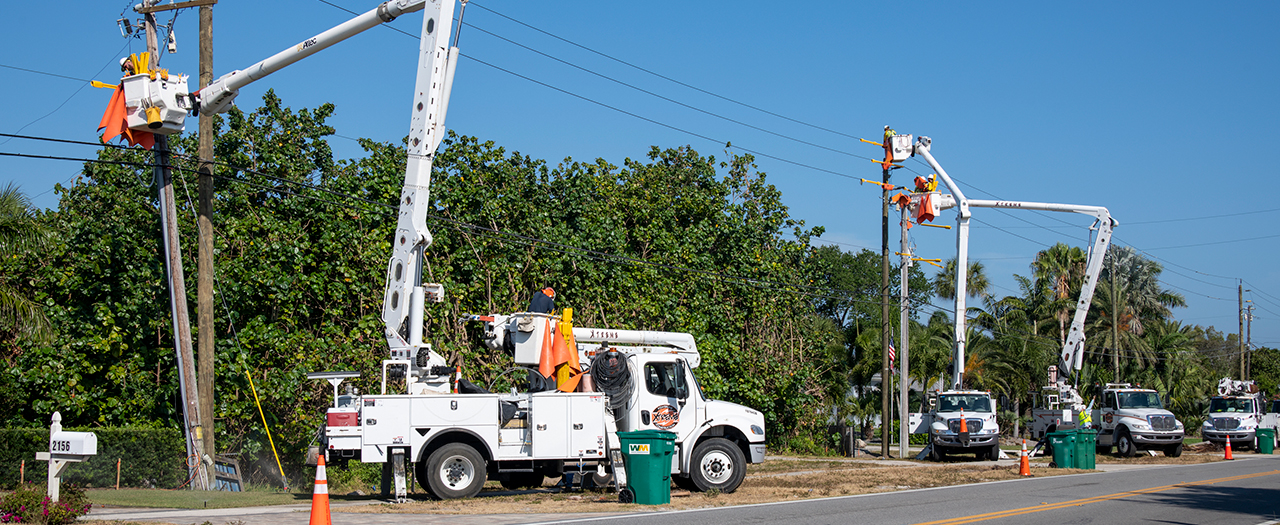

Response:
(635, 360), (699, 444)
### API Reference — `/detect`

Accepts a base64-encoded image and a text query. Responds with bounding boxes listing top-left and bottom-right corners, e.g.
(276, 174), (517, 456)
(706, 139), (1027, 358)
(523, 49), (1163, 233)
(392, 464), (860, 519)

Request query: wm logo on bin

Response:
(628, 443), (650, 454)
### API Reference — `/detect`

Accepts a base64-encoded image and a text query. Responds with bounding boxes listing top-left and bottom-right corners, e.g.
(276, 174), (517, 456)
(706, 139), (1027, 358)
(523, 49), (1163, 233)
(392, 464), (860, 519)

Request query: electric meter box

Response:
(49, 431), (97, 456)
(890, 134), (914, 162)
(121, 72), (190, 135)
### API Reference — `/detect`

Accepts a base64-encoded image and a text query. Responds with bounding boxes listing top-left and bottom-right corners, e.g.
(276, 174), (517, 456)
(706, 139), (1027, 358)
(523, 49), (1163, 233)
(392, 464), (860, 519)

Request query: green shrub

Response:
(0, 483), (91, 524)
(0, 428), (185, 489)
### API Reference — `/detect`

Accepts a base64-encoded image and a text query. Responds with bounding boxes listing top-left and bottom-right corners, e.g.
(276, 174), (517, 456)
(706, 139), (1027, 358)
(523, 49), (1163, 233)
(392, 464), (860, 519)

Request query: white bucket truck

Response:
(1203, 378), (1265, 451)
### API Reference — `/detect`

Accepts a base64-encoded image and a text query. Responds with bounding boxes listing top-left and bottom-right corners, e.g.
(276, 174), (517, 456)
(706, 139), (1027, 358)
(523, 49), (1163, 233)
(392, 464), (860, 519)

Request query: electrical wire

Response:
(310, 0), (871, 181)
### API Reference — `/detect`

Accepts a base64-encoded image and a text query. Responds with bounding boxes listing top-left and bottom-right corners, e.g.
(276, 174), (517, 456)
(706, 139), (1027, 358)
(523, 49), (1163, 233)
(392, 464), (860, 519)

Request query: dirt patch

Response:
(339, 463), (1086, 515)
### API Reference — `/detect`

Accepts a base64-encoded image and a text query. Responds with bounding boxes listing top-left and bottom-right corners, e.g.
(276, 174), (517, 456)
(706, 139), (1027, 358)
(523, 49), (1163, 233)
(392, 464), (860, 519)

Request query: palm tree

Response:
(933, 257), (992, 304)
(0, 183), (52, 343)
(1030, 243), (1087, 346)
(1090, 246), (1186, 372)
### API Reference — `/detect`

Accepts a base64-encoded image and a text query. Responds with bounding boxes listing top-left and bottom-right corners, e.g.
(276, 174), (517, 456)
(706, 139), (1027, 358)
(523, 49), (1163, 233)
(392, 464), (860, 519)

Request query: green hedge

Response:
(0, 428), (186, 489)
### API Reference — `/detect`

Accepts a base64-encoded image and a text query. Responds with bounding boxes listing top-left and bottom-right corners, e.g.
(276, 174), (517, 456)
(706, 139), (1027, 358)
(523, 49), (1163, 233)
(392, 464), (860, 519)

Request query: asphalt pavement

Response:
(88, 455), (1280, 525)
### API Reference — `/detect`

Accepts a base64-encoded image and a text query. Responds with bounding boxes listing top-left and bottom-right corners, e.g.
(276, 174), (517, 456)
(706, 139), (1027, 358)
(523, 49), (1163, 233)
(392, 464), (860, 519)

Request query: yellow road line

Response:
(914, 469), (1280, 525)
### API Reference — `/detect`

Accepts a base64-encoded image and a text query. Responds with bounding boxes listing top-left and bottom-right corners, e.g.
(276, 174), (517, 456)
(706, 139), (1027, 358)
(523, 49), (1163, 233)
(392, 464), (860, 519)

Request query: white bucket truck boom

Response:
(183, 0), (765, 501)
(896, 135), (1122, 460)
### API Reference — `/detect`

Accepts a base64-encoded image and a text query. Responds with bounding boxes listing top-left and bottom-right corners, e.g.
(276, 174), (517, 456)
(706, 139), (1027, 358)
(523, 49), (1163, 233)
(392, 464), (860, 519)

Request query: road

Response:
(90, 456), (1280, 525)
(543, 456), (1280, 525)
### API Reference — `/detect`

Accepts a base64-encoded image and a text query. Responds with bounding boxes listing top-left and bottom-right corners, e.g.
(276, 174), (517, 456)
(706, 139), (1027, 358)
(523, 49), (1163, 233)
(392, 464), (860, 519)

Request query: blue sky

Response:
(1, 1), (1278, 354)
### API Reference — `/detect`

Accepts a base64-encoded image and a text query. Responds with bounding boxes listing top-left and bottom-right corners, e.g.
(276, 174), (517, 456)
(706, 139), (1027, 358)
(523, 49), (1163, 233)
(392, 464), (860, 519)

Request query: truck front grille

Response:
(948, 418), (983, 433)
(1212, 417), (1240, 430)
(1149, 414), (1177, 431)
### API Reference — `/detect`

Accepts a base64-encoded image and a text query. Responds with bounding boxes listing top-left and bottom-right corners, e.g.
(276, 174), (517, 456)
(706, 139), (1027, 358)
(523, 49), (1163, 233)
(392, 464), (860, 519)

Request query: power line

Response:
(466, 1), (869, 144)
(312, 0), (873, 181)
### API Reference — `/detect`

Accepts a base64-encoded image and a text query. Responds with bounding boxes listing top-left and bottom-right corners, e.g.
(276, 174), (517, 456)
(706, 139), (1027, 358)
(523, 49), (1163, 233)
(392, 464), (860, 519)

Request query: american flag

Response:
(888, 336), (896, 369)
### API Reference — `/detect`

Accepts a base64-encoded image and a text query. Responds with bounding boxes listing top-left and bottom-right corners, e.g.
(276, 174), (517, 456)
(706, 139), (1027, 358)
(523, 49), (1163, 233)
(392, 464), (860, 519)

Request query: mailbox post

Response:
(35, 412), (97, 502)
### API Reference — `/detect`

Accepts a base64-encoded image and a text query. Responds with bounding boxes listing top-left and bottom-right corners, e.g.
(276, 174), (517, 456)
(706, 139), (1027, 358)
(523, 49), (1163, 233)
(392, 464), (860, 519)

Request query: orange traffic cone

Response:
(309, 453), (331, 525)
(959, 409), (968, 433)
(1018, 439), (1032, 476)
(1224, 439), (1234, 461)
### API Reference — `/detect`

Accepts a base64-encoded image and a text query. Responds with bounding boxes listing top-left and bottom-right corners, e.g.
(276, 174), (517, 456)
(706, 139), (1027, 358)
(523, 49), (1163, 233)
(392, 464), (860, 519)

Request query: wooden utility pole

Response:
(140, 2), (207, 490)
(1240, 283), (1245, 379)
(196, 1), (218, 489)
(1111, 249), (1119, 375)
(898, 205), (911, 459)
(880, 151), (892, 459)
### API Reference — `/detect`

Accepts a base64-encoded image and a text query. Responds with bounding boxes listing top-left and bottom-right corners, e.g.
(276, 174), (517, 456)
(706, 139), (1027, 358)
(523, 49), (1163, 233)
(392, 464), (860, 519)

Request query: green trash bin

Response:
(1045, 430), (1078, 469)
(1258, 428), (1275, 455)
(617, 430), (677, 505)
(1074, 429), (1097, 469)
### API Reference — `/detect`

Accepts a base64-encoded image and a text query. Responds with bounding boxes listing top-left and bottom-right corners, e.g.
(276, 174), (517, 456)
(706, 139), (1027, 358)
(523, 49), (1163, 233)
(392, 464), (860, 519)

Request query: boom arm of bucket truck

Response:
(192, 0), (466, 390)
(901, 136), (1116, 407)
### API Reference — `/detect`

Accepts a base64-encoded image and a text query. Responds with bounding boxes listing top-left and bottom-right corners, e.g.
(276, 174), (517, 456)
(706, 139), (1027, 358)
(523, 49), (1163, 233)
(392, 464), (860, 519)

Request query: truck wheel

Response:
(929, 446), (946, 461)
(987, 444), (1000, 461)
(423, 443), (487, 499)
(1165, 442), (1183, 458)
(1116, 431), (1137, 458)
(689, 438), (746, 493)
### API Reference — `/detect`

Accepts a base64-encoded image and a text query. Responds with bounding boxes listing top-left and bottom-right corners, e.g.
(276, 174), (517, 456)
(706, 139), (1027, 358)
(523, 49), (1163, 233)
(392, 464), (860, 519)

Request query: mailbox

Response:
(49, 431), (97, 457)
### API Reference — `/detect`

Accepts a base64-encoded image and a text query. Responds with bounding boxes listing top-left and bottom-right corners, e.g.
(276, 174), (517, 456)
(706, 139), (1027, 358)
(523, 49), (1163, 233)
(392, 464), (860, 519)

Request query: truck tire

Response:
(929, 445), (946, 461)
(689, 438), (746, 493)
(987, 444), (1000, 461)
(422, 443), (487, 499)
(1116, 430), (1137, 458)
(1165, 442), (1182, 458)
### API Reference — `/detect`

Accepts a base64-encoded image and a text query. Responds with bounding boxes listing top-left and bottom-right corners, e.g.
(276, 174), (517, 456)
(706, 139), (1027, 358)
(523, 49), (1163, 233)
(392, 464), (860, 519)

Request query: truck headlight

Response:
(751, 425), (764, 436)
(1131, 422), (1151, 430)
(1202, 421), (1213, 428)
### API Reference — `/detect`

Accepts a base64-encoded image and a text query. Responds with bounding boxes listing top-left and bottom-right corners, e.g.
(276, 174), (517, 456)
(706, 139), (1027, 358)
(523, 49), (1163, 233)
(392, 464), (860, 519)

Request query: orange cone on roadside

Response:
(959, 409), (968, 433)
(1018, 439), (1032, 476)
(1224, 439), (1234, 461)
(309, 453), (331, 525)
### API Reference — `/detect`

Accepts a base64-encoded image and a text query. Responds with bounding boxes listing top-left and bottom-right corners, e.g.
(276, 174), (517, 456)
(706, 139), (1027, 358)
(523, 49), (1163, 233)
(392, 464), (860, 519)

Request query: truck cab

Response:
(914, 390), (1001, 461)
(1203, 394), (1263, 450)
(1093, 384), (1184, 457)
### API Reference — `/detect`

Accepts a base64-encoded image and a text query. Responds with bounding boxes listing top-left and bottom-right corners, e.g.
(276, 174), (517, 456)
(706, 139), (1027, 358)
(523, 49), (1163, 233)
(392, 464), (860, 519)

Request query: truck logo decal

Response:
(652, 404), (679, 430)
(629, 443), (650, 454)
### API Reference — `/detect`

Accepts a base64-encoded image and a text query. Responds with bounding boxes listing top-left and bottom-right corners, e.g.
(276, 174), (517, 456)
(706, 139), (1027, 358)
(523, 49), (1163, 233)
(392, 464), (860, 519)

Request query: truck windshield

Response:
(1117, 392), (1163, 409)
(938, 394), (991, 412)
(1210, 398), (1253, 413)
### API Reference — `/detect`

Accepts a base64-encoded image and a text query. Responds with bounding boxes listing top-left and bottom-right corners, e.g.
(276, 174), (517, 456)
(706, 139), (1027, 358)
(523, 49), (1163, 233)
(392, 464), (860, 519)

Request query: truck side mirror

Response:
(674, 361), (689, 401)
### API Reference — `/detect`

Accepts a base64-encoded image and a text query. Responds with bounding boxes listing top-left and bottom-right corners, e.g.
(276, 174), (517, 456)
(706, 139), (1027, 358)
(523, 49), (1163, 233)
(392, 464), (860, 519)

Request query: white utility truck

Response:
(1203, 378), (1265, 451)
(1091, 383), (1184, 457)
(911, 390), (1001, 461)
(165, 0), (766, 501)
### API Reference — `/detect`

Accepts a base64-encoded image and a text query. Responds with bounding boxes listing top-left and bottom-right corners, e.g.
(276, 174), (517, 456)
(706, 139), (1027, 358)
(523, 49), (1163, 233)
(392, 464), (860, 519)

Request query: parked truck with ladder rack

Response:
(138, 0), (768, 501)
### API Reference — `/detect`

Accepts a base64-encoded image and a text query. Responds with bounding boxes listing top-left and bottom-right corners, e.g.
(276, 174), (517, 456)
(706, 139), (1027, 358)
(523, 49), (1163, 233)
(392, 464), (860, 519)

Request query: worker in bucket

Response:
(528, 286), (555, 313)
